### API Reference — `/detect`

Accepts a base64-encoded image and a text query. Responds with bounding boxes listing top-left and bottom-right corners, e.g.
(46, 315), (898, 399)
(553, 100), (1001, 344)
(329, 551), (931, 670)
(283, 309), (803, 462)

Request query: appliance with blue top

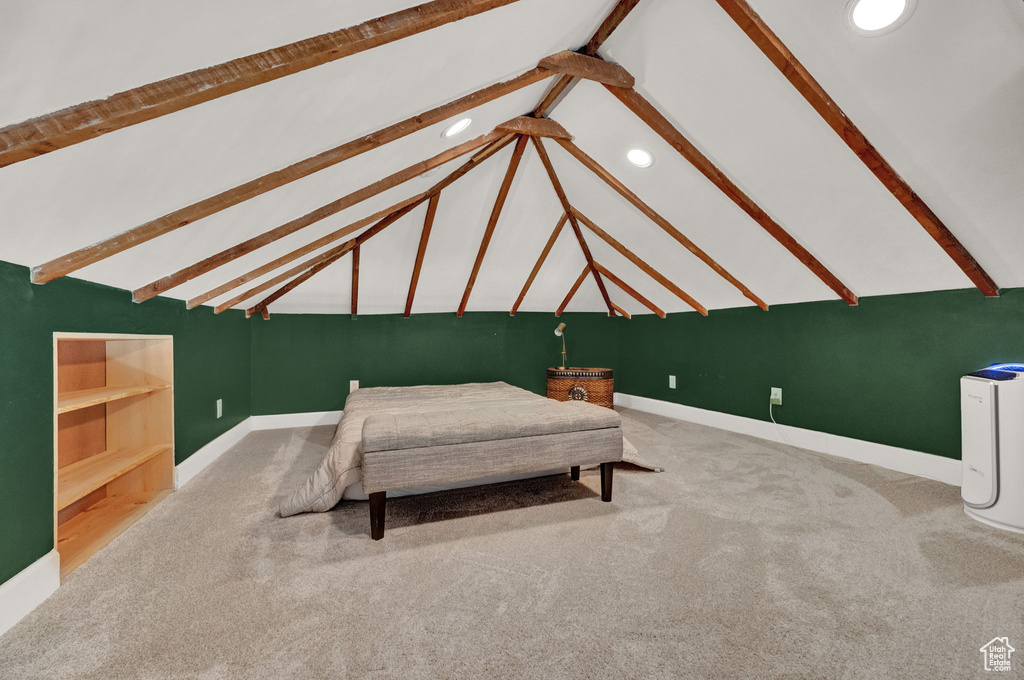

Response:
(961, 364), (1024, 533)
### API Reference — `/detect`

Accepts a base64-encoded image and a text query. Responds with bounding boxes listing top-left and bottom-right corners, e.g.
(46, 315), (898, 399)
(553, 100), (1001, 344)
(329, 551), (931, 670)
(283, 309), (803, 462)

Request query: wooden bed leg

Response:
(600, 463), (613, 502)
(570, 465), (580, 481)
(369, 492), (386, 540)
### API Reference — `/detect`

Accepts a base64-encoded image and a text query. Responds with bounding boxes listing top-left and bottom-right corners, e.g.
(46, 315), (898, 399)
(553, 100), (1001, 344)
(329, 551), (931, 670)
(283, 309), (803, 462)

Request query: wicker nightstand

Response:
(546, 367), (614, 409)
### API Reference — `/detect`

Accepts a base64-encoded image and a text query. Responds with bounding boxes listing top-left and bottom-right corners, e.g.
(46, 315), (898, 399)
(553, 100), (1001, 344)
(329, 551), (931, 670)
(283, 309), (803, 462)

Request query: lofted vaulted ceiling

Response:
(1, 0), (1022, 317)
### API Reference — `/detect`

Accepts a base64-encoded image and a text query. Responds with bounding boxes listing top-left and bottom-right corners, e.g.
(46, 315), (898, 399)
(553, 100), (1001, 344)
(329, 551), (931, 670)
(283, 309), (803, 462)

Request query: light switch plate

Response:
(669, 375), (676, 389)
(350, 380), (359, 393)
(216, 399), (223, 419)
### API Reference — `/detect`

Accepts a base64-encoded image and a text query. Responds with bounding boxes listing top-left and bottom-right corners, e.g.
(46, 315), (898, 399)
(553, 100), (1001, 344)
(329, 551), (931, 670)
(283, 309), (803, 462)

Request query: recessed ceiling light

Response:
(626, 147), (654, 168)
(441, 118), (472, 138)
(847, 0), (915, 35)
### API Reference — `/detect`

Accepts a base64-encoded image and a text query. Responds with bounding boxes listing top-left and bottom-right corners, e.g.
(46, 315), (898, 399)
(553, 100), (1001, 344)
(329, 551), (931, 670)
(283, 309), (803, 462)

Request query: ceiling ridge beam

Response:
(713, 0), (997, 297)
(572, 207), (707, 316)
(405, 193), (441, 318)
(556, 264), (592, 316)
(532, 0), (643, 117)
(553, 136), (768, 310)
(496, 117), (573, 140)
(539, 51), (634, 88)
(458, 135), (530, 316)
(192, 135), (516, 310)
(531, 136), (616, 316)
(593, 261), (665, 317)
(136, 130), (505, 303)
(510, 213), (568, 315)
(30, 67), (551, 286)
(1, 0), (525, 169)
(604, 84), (857, 306)
(246, 202), (414, 316)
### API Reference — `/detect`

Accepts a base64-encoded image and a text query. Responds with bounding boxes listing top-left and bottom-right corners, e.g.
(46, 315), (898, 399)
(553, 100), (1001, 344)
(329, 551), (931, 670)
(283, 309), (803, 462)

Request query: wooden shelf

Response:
(57, 384), (170, 414)
(57, 444), (172, 510)
(57, 489), (171, 578)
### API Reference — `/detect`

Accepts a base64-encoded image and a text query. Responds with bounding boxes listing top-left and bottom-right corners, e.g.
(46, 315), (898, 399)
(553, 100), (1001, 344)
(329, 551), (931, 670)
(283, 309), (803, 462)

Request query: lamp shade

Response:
(554, 323), (566, 337)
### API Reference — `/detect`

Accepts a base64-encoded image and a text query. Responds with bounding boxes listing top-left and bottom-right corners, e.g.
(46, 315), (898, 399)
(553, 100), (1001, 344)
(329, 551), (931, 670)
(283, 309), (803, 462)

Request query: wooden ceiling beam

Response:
(192, 135), (515, 309)
(603, 85), (856, 306)
(1, 0), (525, 169)
(593, 262), (665, 318)
(135, 130), (504, 303)
(246, 204), (413, 316)
(572, 207), (708, 316)
(510, 213), (567, 315)
(458, 135), (529, 316)
(610, 302), (631, 319)
(556, 265), (592, 317)
(531, 136), (616, 316)
(495, 117), (572, 140)
(554, 138), (768, 310)
(350, 245), (360, 316)
(30, 67), (550, 287)
(405, 193), (441, 318)
(713, 0), (997, 297)
(539, 51), (634, 88)
(532, 0), (643, 117)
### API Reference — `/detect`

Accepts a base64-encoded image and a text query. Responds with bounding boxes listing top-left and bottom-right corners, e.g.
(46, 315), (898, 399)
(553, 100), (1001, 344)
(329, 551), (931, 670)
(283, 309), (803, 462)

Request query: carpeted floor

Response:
(2, 408), (1024, 679)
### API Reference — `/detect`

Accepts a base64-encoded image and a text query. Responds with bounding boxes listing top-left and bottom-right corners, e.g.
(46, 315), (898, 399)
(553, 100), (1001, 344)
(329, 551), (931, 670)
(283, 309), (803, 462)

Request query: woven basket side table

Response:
(546, 367), (614, 409)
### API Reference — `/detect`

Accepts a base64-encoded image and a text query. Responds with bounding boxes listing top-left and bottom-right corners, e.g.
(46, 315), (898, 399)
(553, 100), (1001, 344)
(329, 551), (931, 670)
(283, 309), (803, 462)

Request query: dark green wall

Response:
(249, 311), (622, 414)
(0, 260), (251, 585)
(616, 287), (1024, 459)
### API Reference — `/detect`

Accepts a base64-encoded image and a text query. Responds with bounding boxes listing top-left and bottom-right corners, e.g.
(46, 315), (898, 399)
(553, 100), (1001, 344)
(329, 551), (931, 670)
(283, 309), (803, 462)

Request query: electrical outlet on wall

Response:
(770, 387), (782, 406)
(216, 399), (223, 419)
(350, 380), (359, 393)
(669, 375), (677, 389)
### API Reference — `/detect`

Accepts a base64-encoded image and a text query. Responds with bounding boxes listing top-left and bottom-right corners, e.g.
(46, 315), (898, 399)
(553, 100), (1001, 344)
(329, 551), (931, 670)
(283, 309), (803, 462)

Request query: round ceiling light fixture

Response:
(626, 147), (654, 168)
(847, 0), (915, 35)
(441, 117), (472, 138)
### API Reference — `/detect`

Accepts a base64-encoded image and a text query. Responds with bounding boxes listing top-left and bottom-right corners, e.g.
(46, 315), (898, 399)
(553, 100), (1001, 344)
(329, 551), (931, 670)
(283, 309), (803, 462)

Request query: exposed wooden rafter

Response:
(531, 137), (615, 316)
(533, 0), (643, 116)
(510, 213), (567, 315)
(405, 193), (441, 318)
(593, 262), (665, 318)
(495, 117), (573, 140)
(610, 303), (630, 319)
(556, 265), (592, 317)
(458, 135), (529, 317)
(538, 51), (634, 88)
(554, 137), (768, 310)
(30, 68), (550, 286)
(351, 246), (360, 316)
(572, 207), (707, 316)
(602, 85), (856, 305)
(713, 0), (997, 297)
(1, 0), (525, 169)
(194, 136), (516, 310)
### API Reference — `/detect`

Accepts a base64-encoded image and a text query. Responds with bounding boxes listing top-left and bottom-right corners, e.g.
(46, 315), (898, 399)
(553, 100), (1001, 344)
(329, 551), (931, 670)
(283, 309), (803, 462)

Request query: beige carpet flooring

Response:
(2, 408), (1024, 679)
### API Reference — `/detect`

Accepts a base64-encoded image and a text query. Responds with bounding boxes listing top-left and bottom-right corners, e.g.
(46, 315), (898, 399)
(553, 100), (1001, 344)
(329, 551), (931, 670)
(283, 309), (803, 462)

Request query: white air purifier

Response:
(961, 364), (1024, 533)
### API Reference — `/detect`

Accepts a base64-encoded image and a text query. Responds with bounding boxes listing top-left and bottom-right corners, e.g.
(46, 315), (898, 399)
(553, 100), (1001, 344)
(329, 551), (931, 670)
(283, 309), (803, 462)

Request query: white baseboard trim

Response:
(0, 551), (59, 638)
(614, 393), (961, 487)
(249, 410), (343, 430)
(175, 419), (253, 489)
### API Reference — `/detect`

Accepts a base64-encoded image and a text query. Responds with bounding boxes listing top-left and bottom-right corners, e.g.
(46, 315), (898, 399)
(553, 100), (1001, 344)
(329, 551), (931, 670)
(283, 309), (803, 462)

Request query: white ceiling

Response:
(1, 0), (1022, 316)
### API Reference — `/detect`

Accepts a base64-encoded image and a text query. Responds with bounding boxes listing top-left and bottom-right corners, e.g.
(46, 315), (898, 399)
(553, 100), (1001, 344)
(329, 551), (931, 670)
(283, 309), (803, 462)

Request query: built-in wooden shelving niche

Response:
(54, 333), (174, 579)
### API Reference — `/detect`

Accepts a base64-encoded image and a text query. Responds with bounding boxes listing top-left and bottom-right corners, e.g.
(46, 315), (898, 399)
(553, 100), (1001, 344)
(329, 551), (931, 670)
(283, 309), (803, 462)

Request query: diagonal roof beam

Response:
(604, 84), (857, 306)
(610, 302), (631, 319)
(510, 213), (567, 315)
(539, 51), (634, 88)
(496, 117), (573, 140)
(533, 0), (643, 116)
(350, 245), (360, 316)
(193, 135), (515, 310)
(246, 203), (414, 317)
(405, 193), (441, 318)
(1, 0), (525, 169)
(556, 265), (592, 317)
(713, 0), (997, 297)
(593, 262), (665, 317)
(30, 68), (551, 286)
(135, 130), (506, 303)
(458, 135), (529, 316)
(532, 136), (615, 316)
(554, 136), (768, 310)
(572, 207), (707, 315)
